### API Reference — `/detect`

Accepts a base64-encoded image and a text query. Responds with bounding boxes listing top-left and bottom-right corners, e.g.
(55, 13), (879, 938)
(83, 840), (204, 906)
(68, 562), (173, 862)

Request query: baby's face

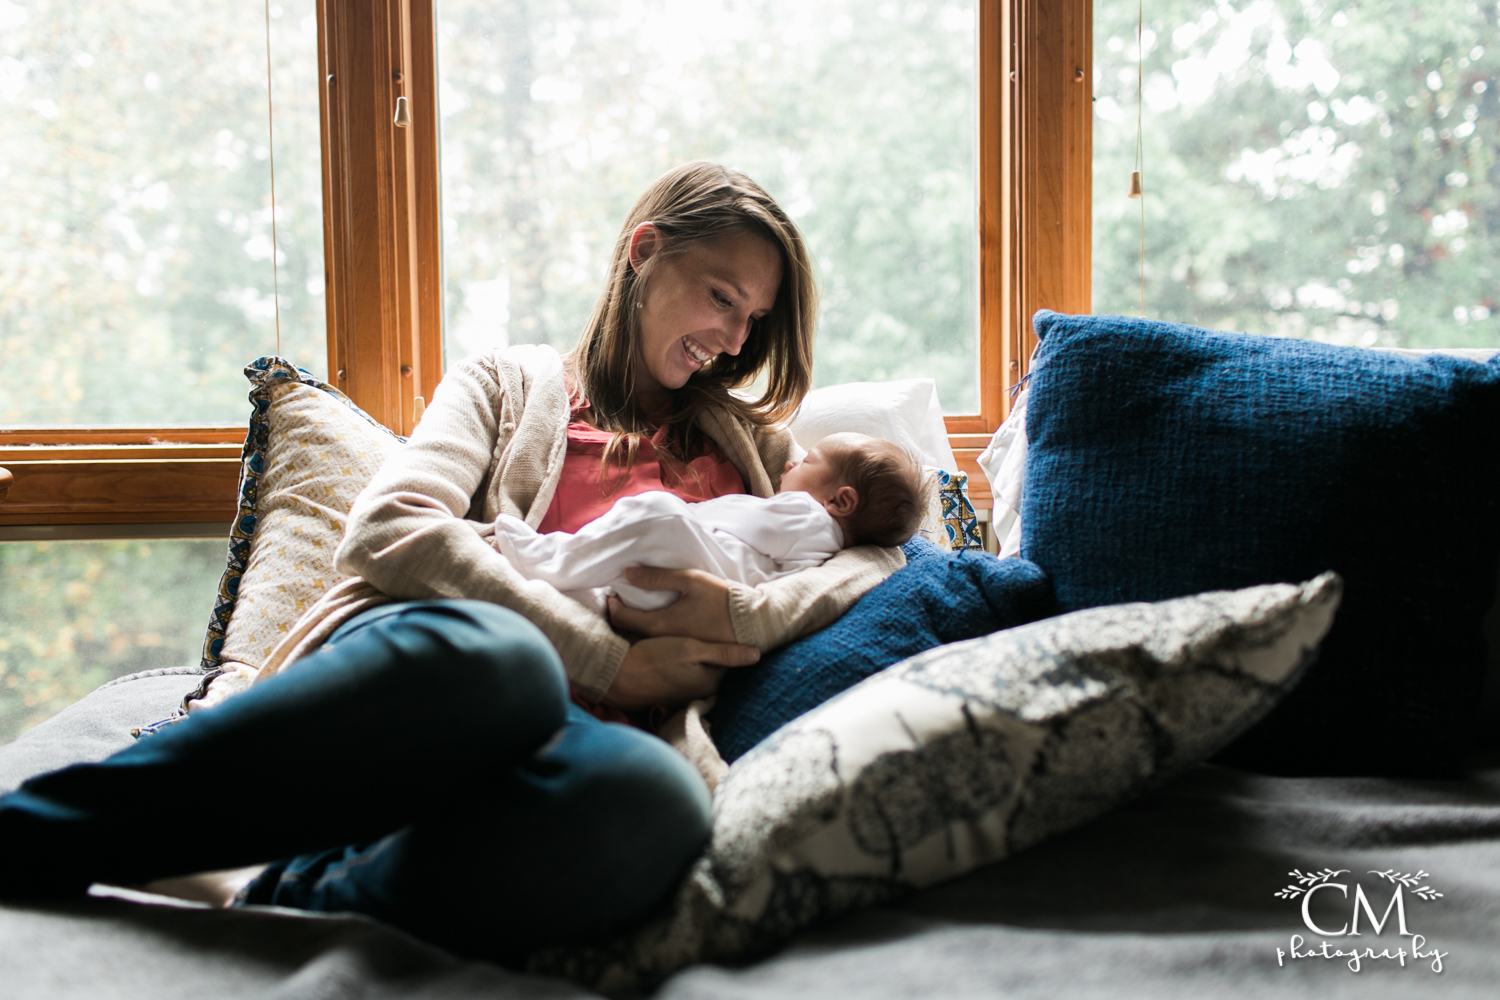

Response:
(780, 442), (845, 503)
(782, 432), (875, 502)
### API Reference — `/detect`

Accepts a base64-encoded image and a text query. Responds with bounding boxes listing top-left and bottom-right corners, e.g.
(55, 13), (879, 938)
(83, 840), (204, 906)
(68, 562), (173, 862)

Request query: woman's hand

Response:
(603, 635), (759, 709)
(606, 566), (739, 643)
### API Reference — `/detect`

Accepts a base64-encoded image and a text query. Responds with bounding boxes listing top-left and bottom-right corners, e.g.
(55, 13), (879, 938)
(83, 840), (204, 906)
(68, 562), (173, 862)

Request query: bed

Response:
(4, 312), (1499, 998)
(4, 665), (1498, 998)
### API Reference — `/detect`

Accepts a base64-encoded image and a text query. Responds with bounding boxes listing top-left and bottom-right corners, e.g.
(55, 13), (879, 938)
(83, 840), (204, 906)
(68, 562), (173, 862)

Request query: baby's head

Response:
(780, 432), (929, 547)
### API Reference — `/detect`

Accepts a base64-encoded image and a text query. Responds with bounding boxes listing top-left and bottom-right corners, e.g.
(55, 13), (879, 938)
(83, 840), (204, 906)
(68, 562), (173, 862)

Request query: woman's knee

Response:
(335, 600), (570, 741)
(563, 720), (713, 874)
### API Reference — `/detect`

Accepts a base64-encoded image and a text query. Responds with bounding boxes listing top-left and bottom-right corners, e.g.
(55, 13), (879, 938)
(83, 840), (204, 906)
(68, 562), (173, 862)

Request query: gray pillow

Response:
(530, 573), (1342, 991)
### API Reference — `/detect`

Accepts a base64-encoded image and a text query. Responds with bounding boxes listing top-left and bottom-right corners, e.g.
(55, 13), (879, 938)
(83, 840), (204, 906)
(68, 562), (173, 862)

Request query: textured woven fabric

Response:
(706, 537), (1056, 763)
(1021, 310), (1500, 774)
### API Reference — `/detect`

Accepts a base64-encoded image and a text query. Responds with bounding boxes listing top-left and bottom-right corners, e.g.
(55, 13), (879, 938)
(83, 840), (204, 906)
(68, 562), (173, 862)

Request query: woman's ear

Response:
(628, 221), (660, 275)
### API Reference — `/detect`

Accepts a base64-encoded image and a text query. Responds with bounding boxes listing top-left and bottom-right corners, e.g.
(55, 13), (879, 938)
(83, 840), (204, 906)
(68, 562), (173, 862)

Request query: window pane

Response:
(437, 0), (979, 412)
(1094, 0), (1500, 349)
(0, 538), (222, 745)
(0, 1), (326, 427)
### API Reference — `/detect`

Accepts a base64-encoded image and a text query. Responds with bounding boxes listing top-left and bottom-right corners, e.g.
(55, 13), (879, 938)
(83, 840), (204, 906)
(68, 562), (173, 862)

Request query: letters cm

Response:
(1301, 882), (1410, 937)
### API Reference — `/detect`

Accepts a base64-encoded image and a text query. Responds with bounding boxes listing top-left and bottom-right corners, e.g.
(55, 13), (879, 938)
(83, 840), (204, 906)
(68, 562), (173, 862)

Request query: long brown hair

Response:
(566, 161), (817, 469)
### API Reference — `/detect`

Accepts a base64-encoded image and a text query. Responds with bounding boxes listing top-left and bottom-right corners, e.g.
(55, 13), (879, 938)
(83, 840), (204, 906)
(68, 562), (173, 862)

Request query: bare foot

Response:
(141, 865), (268, 908)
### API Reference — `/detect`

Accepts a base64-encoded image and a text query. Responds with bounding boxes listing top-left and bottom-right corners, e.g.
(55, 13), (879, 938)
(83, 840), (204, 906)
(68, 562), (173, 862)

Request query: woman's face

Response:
(630, 225), (783, 404)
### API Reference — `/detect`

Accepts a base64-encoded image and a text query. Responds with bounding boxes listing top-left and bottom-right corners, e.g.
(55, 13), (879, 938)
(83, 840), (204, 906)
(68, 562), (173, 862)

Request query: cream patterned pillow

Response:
(531, 573), (1343, 992)
(188, 358), (402, 710)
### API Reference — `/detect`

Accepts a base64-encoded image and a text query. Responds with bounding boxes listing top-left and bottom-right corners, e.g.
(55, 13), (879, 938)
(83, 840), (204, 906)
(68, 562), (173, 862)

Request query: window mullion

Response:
(318, 0), (441, 436)
(1013, 0), (1093, 366)
(946, 0), (1090, 513)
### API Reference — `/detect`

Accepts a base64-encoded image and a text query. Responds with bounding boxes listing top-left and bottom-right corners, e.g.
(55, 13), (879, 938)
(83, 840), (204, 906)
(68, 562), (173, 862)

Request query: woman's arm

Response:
(334, 356), (631, 700)
(607, 545), (905, 648)
(335, 355), (763, 705)
(726, 544), (906, 649)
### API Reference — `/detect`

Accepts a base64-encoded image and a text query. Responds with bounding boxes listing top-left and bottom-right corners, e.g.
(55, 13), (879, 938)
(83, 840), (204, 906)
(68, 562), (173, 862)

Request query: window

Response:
(0, 536), (223, 742)
(0, 0), (1097, 739)
(437, 0), (980, 412)
(0, 0), (335, 527)
(0, 0), (326, 429)
(0, 0), (444, 525)
(1094, 0), (1500, 350)
(2, 0), (1093, 524)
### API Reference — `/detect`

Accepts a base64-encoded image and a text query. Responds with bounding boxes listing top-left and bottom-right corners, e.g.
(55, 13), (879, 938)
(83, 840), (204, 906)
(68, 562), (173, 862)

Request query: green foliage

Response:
(437, 0), (981, 411)
(21, 0), (1500, 742)
(0, 539), (222, 744)
(1095, 0), (1500, 348)
(0, 0), (326, 426)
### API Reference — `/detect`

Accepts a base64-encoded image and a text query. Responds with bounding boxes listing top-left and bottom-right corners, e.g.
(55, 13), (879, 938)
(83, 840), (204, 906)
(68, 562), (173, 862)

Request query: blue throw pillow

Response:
(706, 538), (1056, 763)
(1021, 310), (1500, 774)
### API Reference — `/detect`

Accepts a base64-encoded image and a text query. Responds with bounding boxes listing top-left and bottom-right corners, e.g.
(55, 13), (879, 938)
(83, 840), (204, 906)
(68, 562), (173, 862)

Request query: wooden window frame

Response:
(0, 0), (1090, 526)
(948, 0), (1092, 507)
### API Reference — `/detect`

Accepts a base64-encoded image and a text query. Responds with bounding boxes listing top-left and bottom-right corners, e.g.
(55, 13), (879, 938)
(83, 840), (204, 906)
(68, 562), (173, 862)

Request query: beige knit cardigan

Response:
(247, 345), (904, 782)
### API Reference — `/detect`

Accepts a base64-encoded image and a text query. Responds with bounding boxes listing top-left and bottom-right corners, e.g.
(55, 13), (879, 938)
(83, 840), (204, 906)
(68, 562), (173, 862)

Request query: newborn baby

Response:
(492, 431), (928, 613)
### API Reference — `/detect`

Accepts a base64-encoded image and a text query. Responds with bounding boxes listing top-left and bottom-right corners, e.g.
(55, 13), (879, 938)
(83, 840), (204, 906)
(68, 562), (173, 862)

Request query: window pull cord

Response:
(263, 0), (283, 358)
(1129, 0), (1145, 317)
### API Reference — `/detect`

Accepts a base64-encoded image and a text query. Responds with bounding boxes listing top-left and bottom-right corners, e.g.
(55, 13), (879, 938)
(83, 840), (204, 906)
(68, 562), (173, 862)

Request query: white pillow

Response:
(790, 378), (959, 473)
(976, 384), (1028, 558)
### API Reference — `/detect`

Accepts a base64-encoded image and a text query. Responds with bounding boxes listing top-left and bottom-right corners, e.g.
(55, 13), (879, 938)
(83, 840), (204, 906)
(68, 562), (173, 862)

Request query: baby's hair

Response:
(826, 437), (930, 547)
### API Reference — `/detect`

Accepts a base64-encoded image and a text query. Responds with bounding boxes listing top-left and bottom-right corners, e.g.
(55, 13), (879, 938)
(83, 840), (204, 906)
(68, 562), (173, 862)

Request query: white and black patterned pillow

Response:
(530, 573), (1342, 992)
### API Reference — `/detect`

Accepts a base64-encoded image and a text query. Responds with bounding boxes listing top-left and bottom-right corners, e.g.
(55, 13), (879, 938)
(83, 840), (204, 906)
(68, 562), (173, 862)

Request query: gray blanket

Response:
(3, 669), (1497, 998)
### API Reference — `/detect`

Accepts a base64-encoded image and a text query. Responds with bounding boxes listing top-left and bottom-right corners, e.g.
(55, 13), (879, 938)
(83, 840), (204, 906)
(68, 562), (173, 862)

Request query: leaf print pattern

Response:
(529, 573), (1343, 992)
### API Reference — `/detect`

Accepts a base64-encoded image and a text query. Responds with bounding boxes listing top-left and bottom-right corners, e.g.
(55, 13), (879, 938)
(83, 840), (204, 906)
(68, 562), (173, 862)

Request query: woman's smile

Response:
(681, 336), (715, 367)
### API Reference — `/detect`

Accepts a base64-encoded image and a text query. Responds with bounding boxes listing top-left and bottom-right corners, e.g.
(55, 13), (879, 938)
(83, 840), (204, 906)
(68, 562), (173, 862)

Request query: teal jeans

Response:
(0, 601), (712, 963)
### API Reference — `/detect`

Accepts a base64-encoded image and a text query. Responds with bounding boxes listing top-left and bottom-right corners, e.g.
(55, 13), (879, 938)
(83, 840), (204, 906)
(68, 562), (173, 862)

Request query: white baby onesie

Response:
(491, 490), (844, 613)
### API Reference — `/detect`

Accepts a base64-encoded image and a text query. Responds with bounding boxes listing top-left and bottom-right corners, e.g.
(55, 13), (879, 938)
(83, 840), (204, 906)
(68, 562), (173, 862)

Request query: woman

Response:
(0, 163), (904, 963)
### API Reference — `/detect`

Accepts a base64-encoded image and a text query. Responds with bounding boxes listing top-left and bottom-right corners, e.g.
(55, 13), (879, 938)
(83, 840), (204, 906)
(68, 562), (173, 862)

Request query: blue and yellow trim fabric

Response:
(936, 469), (983, 551)
(198, 357), (402, 672)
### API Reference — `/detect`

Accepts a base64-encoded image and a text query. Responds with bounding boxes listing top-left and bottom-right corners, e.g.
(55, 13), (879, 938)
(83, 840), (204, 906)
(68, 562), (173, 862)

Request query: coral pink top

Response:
(537, 414), (747, 534)
(540, 389), (750, 536)
(540, 384), (747, 728)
